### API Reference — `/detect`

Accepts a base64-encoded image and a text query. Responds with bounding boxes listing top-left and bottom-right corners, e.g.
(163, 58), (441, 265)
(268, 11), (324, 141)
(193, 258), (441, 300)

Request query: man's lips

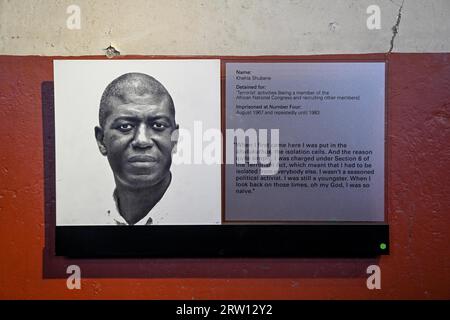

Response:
(128, 155), (158, 163)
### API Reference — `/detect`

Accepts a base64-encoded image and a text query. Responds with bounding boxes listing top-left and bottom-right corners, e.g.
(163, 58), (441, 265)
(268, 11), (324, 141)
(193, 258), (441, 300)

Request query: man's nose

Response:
(131, 123), (155, 149)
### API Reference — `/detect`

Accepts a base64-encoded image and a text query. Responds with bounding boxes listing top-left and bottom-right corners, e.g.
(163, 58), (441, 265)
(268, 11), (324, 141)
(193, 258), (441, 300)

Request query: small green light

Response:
(380, 243), (387, 250)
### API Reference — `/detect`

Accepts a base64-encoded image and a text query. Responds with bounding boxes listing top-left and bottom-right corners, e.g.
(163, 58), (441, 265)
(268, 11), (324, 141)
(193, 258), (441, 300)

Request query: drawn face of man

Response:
(95, 95), (178, 189)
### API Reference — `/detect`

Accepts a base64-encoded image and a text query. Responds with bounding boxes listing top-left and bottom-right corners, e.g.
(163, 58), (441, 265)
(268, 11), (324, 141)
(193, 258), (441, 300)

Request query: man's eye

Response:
(152, 123), (167, 130)
(118, 124), (133, 131)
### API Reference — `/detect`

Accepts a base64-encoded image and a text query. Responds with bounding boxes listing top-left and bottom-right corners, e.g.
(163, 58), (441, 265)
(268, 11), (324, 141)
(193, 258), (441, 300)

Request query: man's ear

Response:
(94, 126), (107, 156)
(171, 124), (179, 154)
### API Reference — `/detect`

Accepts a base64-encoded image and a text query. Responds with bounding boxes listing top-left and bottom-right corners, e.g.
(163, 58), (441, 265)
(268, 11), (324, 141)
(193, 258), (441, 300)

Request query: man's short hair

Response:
(99, 72), (175, 127)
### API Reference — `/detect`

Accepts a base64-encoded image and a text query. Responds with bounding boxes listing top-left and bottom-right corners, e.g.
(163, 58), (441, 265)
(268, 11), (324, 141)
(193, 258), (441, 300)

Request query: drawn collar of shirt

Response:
(107, 178), (172, 226)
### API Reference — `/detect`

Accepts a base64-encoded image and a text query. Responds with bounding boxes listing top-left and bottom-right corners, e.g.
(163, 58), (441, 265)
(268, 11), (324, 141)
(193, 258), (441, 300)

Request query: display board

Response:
(49, 57), (389, 257)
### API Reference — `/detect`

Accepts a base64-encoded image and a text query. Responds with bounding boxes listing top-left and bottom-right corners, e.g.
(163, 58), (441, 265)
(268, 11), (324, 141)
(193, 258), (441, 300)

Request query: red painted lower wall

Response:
(0, 53), (449, 299)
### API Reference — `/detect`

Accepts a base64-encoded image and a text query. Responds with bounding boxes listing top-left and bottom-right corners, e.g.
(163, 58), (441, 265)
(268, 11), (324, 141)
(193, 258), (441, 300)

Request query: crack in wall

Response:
(389, 0), (405, 53)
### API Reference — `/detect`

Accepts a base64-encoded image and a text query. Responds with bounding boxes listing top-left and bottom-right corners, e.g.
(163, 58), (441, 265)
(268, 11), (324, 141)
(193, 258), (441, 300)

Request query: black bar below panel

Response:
(56, 224), (389, 258)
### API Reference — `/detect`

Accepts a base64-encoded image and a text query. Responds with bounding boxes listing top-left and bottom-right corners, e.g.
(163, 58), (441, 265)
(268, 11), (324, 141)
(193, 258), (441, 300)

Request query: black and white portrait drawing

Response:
(54, 60), (221, 225)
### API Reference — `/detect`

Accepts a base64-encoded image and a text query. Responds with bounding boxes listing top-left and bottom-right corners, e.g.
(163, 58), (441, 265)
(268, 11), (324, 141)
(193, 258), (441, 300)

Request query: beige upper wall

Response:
(0, 0), (449, 56)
